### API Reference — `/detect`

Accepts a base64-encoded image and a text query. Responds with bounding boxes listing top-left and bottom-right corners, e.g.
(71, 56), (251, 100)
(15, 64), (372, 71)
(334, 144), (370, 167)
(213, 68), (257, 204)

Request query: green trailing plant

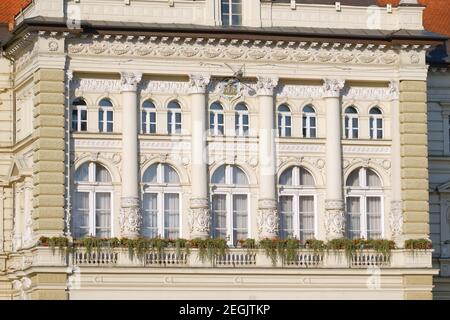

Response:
(39, 236), (70, 256)
(189, 238), (229, 263)
(404, 239), (432, 250)
(283, 238), (301, 263)
(239, 238), (257, 255)
(305, 239), (326, 254)
(258, 238), (279, 265)
(174, 238), (191, 258)
(326, 238), (354, 259)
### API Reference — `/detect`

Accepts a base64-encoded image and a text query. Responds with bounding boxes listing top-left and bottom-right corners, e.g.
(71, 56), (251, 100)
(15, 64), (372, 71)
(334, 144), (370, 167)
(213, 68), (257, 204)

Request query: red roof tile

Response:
(0, 0), (31, 29)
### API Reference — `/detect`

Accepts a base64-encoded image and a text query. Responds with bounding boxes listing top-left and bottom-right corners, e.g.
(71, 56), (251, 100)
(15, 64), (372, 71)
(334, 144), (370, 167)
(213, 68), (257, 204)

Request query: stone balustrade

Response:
(4, 247), (433, 271)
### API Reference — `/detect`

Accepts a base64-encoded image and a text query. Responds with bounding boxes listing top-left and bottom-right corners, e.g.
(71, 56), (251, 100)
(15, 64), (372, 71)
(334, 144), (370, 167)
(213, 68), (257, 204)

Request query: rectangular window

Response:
(212, 194), (227, 239)
(279, 196), (294, 239)
(233, 194), (248, 245)
(72, 109), (78, 131)
(366, 197), (382, 239)
(73, 192), (90, 238)
(80, 110), (87, 131)
(164, 193), (179, 239)
(95, 192), (111, 238)
(346, 197), (361, 239)
(142, 193), (158, 238)
(299, 196), (315, 241)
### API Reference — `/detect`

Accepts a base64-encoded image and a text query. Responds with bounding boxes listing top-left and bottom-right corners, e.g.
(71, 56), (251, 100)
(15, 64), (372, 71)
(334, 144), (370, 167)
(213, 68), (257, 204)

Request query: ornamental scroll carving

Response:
(188, 198), (211, 238)
(322, 79), (345, 98)
(256, 76), (279, 96)
(120, 72), (142, 92)
(389, 201), (403, 237)
(324, 199), (345, 239)
(120, 197), (142, 237)
(188, 74), (211, 94)
(257, 199), (279, 238)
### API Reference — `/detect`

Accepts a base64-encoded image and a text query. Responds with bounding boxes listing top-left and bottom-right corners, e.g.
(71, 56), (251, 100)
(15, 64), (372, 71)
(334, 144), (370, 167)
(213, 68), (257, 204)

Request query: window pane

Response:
(346, 170), (360, 187)
(107, 111), (113, 122)
(233, 166), (248, 185)
(143, 164), (158, 183)
(73, 192), (89, 238)
(367, 197), (382, 239)
(164, 165), (180, 184)
(164, 193), (180, 239)
(75, 163), (89, 182)
(367, 169), (381, 187)
(233, 194), (248, 245)
(285, 127), (292, 137)
(212, 194), (227, 239)
(346, 197), (361, 239)
(299, 196), (315, 241)
(279, 168), (293, 186)
(107, 122), (113, 133)
(231, 15), (241, 26)
(300, 167), (315, 186)
(310, 128), (316, 138)
(96, 164), (111, 183)
(211, 165), (226, 184)
(95, 192), (111, 238)
(142, 193), (158, 238)
(279, 196), (294, 240)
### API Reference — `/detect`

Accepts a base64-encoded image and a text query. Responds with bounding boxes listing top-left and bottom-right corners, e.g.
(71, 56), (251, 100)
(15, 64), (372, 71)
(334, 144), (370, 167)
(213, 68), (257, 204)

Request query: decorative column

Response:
(389, 81), (403, 245)
(188, 73), (211, 239)
(323, 78), (346, 240)
(119, 72), (142, 239)
(256, 76), (279, 239)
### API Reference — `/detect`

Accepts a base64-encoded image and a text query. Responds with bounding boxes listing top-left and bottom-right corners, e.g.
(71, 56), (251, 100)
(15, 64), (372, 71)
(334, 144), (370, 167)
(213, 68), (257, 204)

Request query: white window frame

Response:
(73, 162), (114, 238)
(167, 102), (182, 135)
(278, 106), (292, 137)
(369, 108), (383, 140)
(302, 107), (317, 138)
(141, 163), (183, 239)
(235, 105), (249, 137)
(141, 101), (157, 134)
(345, 167), (384, 239)
(344, 109), (359, 139)
(98, 101), (114, 133)
(209, 103), (225, 136)
(221, 0), (242, 26)
(210, 165), (251, 246)
(278, 166), (318, 240)
(72, 103), (88, 132)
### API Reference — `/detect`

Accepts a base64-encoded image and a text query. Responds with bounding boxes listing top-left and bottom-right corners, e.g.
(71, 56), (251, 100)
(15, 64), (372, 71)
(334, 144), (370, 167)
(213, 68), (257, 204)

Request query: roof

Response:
(9, 16), (447, 45)
(0, 0), (31, 29)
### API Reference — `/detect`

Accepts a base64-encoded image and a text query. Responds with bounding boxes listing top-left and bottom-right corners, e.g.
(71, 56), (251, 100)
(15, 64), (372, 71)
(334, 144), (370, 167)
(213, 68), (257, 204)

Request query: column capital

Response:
(120, 71), (143, 92)
(188, 73), (211, 94)
(322, 78), (345, 98)
(256, 76), (279, 96)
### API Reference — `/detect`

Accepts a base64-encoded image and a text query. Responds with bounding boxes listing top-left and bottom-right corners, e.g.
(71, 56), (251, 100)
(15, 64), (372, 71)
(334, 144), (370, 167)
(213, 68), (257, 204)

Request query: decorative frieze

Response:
(120, 72), (142, 92)
(65, 36), (411, 67)
(390, 200), (403, 237)
(71, 77), (399, 101)
(188, 74), (211, 94)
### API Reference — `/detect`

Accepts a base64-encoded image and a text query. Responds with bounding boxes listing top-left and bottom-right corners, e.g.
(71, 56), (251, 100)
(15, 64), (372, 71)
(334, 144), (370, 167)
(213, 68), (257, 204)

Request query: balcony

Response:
(9, 247), (432, 270)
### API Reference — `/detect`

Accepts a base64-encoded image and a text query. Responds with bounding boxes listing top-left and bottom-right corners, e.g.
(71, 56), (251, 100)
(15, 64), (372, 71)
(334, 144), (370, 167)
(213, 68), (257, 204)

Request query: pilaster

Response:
(32, 68), (66, 238)
(399, 80), (429, 240)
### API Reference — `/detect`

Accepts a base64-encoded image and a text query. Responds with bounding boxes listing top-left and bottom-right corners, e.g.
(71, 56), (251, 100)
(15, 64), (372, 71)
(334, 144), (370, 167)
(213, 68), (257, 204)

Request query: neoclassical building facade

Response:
(0, 0), (448, 299)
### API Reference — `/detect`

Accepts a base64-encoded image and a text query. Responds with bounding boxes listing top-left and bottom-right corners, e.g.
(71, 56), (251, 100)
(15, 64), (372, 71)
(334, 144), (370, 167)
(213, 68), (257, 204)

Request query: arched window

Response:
(345, 167), (383, 240)
(98, 98), (114, 133)
(221, 0), (242, 26)
(344, 106), (359, 139)
(210, 165), (249, 245)
(167, 100), (182, 135)
(209, 102), (224, 136)
(369, 107), (383, 139)
(235, 103), (249, 137)
(278, 166), (316, 241)
(277, 104), (292, 137)
(72, 162), (113, 239)
(72, 98), (87, 132)
(302, 105), (317, 138)
(141, 100), (156, 134)
(142, 163), (181, 239)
